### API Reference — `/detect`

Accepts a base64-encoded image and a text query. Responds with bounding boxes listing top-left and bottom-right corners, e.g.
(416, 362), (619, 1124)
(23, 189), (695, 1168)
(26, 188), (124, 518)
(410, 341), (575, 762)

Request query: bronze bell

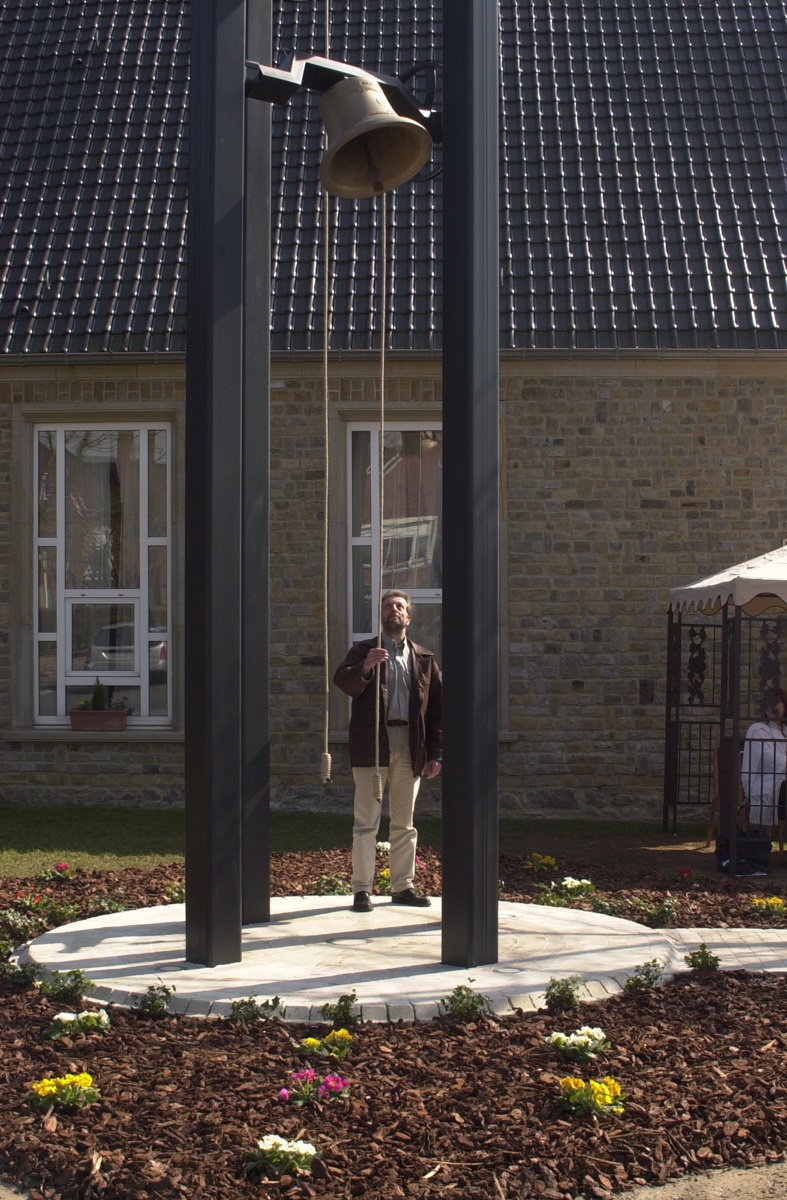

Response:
(319, 75), (432, 199)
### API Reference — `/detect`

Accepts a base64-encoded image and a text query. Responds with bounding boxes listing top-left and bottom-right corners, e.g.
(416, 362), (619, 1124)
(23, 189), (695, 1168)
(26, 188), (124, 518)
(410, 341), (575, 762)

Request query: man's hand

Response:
(425, 760), (442, 778)
(361, 646), (388, 675)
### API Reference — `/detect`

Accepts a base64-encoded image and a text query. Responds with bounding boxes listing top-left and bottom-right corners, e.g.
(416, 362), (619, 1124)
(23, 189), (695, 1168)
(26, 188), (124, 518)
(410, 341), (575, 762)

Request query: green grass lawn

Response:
(0, 805), (709, 878)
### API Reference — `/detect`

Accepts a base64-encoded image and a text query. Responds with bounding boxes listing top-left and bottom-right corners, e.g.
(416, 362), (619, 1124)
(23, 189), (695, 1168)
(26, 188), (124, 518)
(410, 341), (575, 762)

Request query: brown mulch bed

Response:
(1, 853), (787, 1200)
(3, 848), (786, 930)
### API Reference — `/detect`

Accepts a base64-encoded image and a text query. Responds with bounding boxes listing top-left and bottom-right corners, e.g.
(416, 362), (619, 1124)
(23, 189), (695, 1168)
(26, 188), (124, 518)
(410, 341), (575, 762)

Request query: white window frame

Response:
(33, 422), (172, 726)
(346, 421), (442, 644)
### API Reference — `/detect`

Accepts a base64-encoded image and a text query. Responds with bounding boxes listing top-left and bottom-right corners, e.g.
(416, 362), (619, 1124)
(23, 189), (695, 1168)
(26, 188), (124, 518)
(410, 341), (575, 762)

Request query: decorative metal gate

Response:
(663, 606), (786, 831)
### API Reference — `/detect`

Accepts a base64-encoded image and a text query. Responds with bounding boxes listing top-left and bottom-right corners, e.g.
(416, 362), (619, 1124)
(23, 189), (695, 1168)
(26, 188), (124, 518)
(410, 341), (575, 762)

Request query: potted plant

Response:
(69, 677), (128, 731)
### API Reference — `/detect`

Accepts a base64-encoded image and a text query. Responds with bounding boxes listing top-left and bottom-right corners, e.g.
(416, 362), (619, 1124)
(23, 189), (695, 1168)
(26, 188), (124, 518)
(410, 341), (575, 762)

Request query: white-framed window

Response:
(34, 424), (172, 725)
(347, 422), (442, 657)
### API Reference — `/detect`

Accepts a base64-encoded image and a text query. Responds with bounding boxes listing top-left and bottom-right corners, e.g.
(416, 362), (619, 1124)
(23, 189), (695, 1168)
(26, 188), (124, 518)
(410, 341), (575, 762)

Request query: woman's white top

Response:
(742, 718), (787, 825)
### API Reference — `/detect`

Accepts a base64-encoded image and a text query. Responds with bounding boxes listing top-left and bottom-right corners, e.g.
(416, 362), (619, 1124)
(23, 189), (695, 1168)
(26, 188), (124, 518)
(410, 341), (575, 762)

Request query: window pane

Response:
(74, 603), (136, 673)
(148, 545), (168, 629)
(381, 430), (442, 590)
(37, 431), (57, 538)
(38, 642), (57, 716)
(148, 429), (168, 538)
(351, 430), (371, 538)
(352, 545), (371, 632)
(408, 602), (442, 664)
(38, 548), (57, 632)
(149, 640), (168, 714)
(108, 684), (139, 714)
(65, 430), (140, 589)
(66, 684), (140, 714)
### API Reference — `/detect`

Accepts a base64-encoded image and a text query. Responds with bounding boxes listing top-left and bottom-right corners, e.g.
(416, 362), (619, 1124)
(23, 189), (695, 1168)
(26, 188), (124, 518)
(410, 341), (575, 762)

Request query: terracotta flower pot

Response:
(68, 709), (128, 732)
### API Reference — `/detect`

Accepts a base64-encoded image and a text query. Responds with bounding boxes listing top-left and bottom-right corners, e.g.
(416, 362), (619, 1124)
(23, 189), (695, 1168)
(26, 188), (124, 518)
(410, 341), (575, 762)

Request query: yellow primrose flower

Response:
(302, 1037), (321, 1049)
(32, 1079), (58, 1097)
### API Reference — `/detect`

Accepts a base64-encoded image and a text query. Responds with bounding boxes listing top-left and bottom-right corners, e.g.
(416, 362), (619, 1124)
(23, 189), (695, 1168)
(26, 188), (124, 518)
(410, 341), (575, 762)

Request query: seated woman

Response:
(742, 686), (787, 830)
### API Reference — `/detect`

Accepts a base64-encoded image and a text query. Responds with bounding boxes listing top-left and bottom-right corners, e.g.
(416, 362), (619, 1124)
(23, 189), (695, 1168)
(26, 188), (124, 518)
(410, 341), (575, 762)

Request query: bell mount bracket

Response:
(245, 53), (443, 143)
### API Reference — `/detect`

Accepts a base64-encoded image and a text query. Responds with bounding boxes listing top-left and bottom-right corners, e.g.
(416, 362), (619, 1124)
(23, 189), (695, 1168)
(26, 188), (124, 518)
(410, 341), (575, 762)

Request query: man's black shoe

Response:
(352, 891), (373, 912)
(391, 888), (431, 908)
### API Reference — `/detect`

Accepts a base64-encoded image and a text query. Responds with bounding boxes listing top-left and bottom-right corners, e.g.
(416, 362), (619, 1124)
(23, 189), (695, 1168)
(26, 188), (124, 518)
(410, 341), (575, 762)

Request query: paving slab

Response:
(18, 896), (693, 1021)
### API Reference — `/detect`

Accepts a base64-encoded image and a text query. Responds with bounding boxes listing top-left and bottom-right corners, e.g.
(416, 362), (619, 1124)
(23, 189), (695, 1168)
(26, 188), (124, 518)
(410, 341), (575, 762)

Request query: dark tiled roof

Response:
(0, 0), (189, 354)
(1, 0), (786, 353)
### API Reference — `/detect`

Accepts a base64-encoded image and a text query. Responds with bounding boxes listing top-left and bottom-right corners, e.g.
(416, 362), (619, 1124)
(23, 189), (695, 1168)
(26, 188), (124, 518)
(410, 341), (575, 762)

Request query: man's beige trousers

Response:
(351, 725), (421, 894)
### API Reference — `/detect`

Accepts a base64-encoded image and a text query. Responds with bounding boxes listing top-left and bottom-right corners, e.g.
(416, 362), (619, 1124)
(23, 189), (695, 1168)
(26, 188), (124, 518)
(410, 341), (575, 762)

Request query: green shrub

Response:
(543, 975), (582, 1014)
(135, 982), (175, 1016)
(684, 943), (720, 971)
(441, 983), (489, 1019)
(33, 898), (80, 926)
(90, 895), (128, 915)
(314, 873), (352, 896)
(0, 908), (45, 944)
(590, 895), (625, 918)
(623, 958), (664, 994)
(40, 968), (94, 1004)
(319, 990), (358, 1028)
(631, 896), (677, 928)
(0, 958), (42, 988)
(229, 995), (286, 1022)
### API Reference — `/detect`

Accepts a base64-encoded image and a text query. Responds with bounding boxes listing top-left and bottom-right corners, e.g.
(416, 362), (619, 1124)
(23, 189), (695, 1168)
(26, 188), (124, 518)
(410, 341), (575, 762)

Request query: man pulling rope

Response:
(333, 589), (442, 912)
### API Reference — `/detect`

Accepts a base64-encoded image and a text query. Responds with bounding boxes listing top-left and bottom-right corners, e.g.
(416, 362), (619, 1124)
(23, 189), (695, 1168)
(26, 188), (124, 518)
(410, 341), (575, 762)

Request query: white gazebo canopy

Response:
(669, 545), (787, 616)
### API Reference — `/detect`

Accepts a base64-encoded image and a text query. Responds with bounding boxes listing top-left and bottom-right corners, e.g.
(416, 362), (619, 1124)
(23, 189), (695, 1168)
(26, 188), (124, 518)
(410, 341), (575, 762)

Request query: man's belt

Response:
(386, 719), (408, 727)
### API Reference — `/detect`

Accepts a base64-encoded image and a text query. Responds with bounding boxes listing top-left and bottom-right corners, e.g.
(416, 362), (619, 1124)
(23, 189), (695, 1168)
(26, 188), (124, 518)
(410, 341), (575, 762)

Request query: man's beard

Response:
(383, 616), (407, 635)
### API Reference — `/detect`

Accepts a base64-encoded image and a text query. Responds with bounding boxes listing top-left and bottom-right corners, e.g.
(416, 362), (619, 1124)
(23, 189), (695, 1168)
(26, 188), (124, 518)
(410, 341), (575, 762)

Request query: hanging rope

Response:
(372, 190), (387, 803)
(320, 185), (332, 783)
(320, 5), (333, 784)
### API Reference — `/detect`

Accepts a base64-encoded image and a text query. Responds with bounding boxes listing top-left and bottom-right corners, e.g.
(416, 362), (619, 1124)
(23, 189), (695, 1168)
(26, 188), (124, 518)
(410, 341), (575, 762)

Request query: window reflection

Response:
(148, 430), (168, 538)
(65, 431), (140, 589)
(37, 432), (57, 538)
(355, 430), (443, 591)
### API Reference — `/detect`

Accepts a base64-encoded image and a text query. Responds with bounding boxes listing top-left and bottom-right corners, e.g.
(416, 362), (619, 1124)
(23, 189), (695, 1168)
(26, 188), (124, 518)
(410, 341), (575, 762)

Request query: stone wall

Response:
(0, 351), (785, 820)
(500, 351), (787, 818)
(0, 735), (184, 806)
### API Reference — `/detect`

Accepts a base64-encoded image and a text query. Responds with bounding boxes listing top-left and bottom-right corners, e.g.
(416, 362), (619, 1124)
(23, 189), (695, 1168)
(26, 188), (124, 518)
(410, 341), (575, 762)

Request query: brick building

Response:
(1, 0), (786, 818)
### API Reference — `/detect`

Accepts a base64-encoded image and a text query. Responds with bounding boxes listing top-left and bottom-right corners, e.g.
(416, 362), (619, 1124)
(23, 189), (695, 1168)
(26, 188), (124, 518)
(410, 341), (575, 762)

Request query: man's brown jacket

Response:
(333, 637), (442, 776)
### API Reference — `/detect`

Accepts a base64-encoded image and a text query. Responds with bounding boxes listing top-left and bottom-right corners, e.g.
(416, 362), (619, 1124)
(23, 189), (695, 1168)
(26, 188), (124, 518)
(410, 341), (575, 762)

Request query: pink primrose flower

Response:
(318, 1074), (347, 1097)
(291, 1069), (317, 1084)
(277, 1088), (290, 1102)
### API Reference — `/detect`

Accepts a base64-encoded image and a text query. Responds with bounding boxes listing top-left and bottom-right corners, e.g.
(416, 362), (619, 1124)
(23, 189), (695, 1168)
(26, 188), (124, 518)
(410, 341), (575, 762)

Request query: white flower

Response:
(257, 1135), (289, 1151)
(546, 1025), (607, 1059)
(256, 1134), (316, 1157)
(53, 1012), (77, 1024)
(375, 841), (390, 853)
(289, 1139), (318, 1157)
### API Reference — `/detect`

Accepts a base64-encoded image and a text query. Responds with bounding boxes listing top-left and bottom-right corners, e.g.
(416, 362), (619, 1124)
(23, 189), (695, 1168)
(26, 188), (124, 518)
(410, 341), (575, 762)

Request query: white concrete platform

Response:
(19, 896), (696, 1022)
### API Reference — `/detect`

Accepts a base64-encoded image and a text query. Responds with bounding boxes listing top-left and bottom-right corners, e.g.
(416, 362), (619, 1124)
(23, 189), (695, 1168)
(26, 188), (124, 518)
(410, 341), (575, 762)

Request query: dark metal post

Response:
(718, 605), (743, 876)
(185, 0), (250, 965)
(441, 0), (500, 966)
(241, 1), (272, 924)
(663, 607), (681, 832)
